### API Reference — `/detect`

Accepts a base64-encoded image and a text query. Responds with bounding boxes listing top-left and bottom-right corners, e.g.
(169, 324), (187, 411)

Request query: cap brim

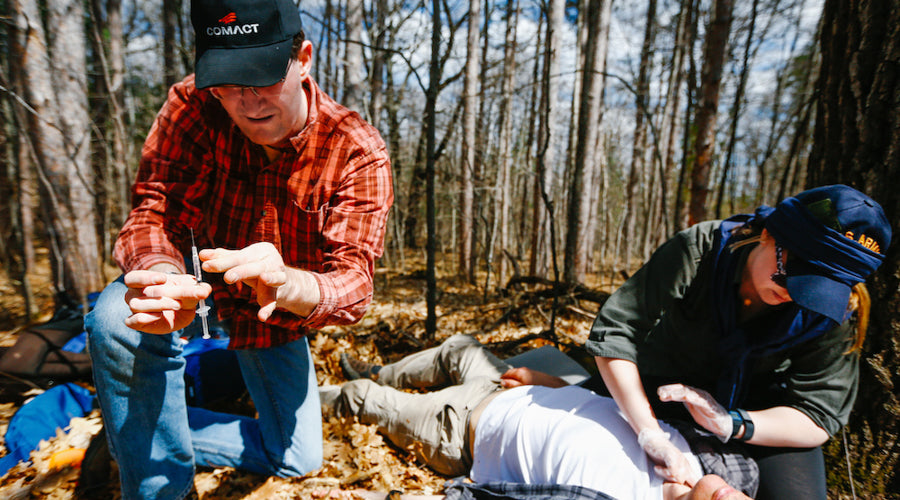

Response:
(785, 269), (851, 323)
(195, 39), (293, 89)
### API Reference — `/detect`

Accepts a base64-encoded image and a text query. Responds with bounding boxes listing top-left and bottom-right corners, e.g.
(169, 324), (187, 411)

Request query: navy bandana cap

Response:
(765, 197), (885, 286)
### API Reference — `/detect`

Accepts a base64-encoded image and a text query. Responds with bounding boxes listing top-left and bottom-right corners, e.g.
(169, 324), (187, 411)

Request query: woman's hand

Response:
(638, 429), (701, 486)
(657, 384), (732, 441)
(123, 269), (211, 334)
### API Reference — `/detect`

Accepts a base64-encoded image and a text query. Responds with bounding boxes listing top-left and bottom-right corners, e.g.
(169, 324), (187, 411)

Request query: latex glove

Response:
(658, 384), (732, 442)
(638, 428), (701, 486)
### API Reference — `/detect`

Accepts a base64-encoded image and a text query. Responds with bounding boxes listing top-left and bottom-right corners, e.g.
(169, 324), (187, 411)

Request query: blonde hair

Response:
(727, 226), (869, 353)
(846, 283), (869, 353)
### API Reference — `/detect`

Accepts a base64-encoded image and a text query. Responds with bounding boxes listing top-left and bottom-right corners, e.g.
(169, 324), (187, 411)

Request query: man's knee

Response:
(335, 379), (380, 417)
(277, 443), (323, 477)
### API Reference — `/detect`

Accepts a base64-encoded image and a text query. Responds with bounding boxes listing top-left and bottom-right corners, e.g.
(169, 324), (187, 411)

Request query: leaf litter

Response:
(0, 265), (608, 498)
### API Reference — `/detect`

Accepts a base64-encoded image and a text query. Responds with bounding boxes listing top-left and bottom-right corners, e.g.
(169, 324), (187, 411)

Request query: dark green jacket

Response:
(585, 221), (858, 437)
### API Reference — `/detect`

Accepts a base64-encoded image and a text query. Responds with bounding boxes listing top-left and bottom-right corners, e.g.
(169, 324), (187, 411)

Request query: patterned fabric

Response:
(114, 74), (393, 349)
(669, 420), (760, 498)
(444, 480), (615, 500)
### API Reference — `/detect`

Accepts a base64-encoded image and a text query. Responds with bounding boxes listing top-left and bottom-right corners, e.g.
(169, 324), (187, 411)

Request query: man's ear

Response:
(296, 40), (313, 80)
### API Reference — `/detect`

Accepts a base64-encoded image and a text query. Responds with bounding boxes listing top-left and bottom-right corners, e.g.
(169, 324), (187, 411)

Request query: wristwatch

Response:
(729, 408), (755, 441)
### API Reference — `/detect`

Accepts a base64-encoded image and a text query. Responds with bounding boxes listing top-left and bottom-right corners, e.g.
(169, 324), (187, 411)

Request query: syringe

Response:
(190, 228), (211, 339)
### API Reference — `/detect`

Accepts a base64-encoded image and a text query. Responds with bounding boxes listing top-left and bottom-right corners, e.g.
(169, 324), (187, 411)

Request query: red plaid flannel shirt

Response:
(114, 75), (393, 349)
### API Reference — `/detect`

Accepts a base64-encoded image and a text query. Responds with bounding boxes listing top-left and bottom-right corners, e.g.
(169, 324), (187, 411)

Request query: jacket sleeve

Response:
(298, 144), (393, 328)
(773, 319), (859, 436)
(114, 78), (213, 273)
(585, 222), (718, 362)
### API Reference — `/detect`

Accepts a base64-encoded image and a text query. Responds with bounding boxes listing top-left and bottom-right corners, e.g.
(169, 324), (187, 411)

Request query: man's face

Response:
(212, 40), (314, 148)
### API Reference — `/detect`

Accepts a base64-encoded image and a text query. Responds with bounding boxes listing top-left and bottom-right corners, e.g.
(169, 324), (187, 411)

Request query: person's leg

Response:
(332, 376), (499, 476)
(86, 276), (196, 500)
(378, 334), (511, 389)
(749, 446), (826, 500)
(188, 336), (323, 477)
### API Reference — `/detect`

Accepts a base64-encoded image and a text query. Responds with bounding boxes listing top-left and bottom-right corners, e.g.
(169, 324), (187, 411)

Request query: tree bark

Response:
(12, 0), (103, 302)
(494, 0), (518, 288)
(622, 0), (657, 267)
(529, 0), (565, 278)
(459, 0), (480, 282)
(564, 0), (611, 283)
(688, 0), (734, 224)
(809, 0), (900, 493)
(344, 0), (365, 115)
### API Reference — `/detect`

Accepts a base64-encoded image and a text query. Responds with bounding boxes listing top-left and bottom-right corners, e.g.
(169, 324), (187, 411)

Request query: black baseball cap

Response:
(191, 0), (303, 89)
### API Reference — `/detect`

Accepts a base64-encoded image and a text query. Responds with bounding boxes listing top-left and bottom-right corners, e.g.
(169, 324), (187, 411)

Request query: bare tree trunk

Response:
(369, 0), (387, 131)
(344, 0), (365, 115)
(2, 36), (38, 318)
(809, 0), (900, 494)
(715, 0), (761, 218)
(424, 0), (441, 338)
(622, 0), (657, 268)
(688, 0), (734, 224)
(12, 0), (103, 302)
(494, 0), (518, 287)
(654, 0), (692, 249)
(321, 0), (335, 95)
(564, 0), (611, 283)
(458, 0), (480, 282)
(162, 0), (178, 89)
(529, 0), (564, 279)
(90, 0), (130, 274)
(565, 0), (589, 193)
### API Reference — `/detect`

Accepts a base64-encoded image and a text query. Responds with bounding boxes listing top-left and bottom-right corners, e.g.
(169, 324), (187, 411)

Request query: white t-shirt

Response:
(470, 385), (702, 500)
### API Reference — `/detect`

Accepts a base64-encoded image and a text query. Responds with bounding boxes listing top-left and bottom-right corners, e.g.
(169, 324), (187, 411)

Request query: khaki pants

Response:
(335, 335), (510, 476)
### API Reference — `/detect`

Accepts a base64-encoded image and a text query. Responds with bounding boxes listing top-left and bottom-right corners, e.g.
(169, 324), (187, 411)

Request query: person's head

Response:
(763, 185), (890, 323)
(191, 0), (314, 147)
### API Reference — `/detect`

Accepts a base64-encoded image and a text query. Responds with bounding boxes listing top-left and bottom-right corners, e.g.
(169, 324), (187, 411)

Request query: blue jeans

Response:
(86, 276), (323, 499)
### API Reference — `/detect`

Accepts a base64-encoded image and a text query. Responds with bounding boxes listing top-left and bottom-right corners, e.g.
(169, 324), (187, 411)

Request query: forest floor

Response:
(0, 250), (617, 499)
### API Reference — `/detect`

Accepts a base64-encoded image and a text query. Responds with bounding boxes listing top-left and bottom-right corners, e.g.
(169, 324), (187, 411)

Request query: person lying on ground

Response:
(322, 334), (757, 500)
(309, 473), (751, 500)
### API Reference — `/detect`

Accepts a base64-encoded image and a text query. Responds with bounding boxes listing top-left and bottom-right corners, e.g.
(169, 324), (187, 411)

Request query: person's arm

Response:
(739, 407), (828, 447)
(596, 358), (661, 434)
(115, 78), (214, 275)
(499, 366), (569, 388)
(298, 145), (393, 327)
(657, 384), (830, 447)
(199, 144), (393, 325)
(584, 227), (715, 486)
(597, 358), (700, 486)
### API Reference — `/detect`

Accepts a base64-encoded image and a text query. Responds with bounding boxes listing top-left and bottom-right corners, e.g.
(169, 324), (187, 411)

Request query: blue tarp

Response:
(0, 383), (95, 476)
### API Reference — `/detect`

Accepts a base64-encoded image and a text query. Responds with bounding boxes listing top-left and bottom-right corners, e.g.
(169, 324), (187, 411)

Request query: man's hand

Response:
(123, 270), (211, 334)
(638, 428), (701, 486)
(200, 242), (320, 321)
(658, 384), (732, 442)
(500, 367), (569, 388)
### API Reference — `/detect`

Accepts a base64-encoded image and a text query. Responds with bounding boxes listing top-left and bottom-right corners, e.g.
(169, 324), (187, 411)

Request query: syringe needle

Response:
(190, 228), (211, 339)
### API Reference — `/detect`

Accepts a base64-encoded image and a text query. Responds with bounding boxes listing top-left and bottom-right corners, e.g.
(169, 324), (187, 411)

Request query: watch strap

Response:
(736, 408), (754, 441)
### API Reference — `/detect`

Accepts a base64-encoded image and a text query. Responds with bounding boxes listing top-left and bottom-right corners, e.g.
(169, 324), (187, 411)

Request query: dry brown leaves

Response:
(0, 259), (606, 498)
